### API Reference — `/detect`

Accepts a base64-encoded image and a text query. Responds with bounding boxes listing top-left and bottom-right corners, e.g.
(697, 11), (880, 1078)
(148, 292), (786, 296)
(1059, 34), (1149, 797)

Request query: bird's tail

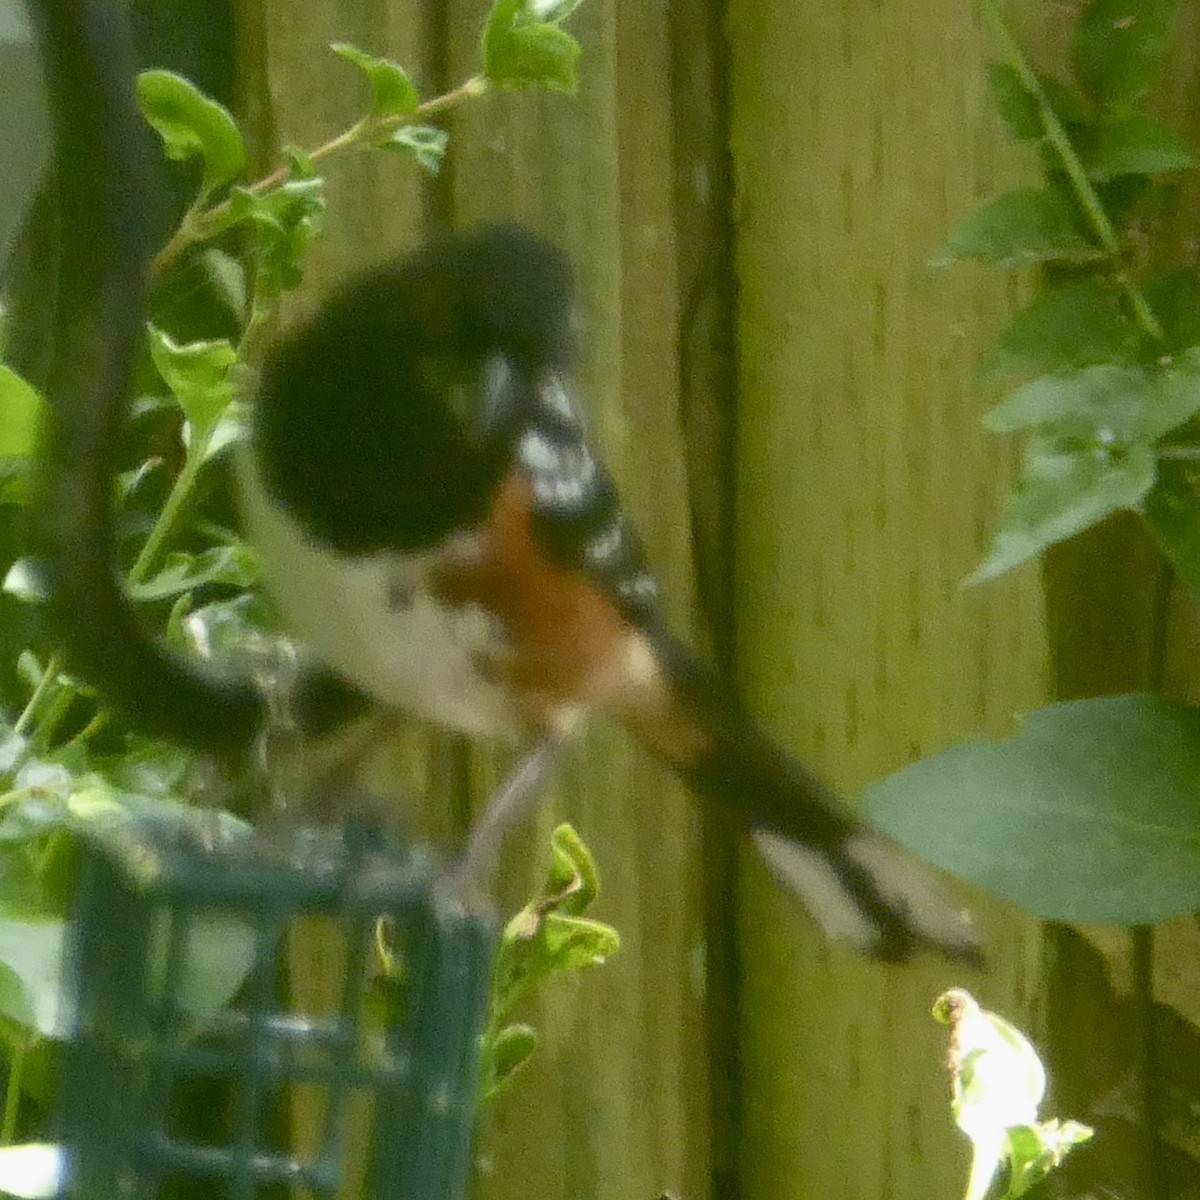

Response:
(622, 632), (982, 965)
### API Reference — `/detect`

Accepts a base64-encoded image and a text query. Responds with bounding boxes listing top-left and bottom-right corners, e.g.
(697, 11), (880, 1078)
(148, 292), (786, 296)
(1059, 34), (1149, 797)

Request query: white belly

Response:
(236, 449), (518, 736)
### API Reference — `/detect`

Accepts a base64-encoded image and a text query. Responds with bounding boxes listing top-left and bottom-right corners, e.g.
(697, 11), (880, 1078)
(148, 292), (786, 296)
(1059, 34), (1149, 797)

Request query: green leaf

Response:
(145, 909), (257, 1022)
(981, 280), (1141, 383)
(540, 912), (619, 971)
(968, 433), (1155, 582)
(1085, 112), (1197, 180)
(543, 821), (599, 915)
(0, 843), (51, 924)
(201, 402), (250, 463)
(984, 364), (1151, 435)
(1154, 347), (1200, 437)
(864, 693), (1200, 924)
(197, 248), (247, 322)
(384, 125), (449, 173)
(147, 326), (237, 436)
(330, 43), (419, 119)
(931, 189), (1102, 270)
(127, 544), (259, 602)
(232, 178), (326, 297)
(987, 65), (1043, 142)
(283, 144), (317, 178)
(0, 367), (41, 461)
(94, 739), (195, 800)
(1035, 74), (1095, 130)
(482, 0), (581, 92)
(984, 352), (1200, 443)
(1072, 0), (1177, 108)
(135, 70), (246, 195)
(1004, 1121), (1094, 1197)
(482, 1022), (537, 1099)
(0, 461), (29, 506)
(0, 729), (29, 778)
(2, 560), (45, 605)
(986, 67), (1092, 143)
(1146, 270), (1200, 352)
(1144, 455), (1200, 600)
(0, 919), (62, 1035)
(488, 823), (617, 1027)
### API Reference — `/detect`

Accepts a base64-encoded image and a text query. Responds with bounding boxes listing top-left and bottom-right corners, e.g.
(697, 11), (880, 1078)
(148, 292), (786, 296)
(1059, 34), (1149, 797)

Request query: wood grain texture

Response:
(727, 2), (1048, 1197)
(232, 0), (439, 1184)
(444, 3), (711, 1198)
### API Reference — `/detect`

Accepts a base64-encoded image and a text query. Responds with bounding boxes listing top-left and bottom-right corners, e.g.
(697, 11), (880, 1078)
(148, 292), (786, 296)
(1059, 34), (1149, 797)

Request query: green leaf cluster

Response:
(0, 714), (253, 1043)
(140, 0), (587, 282)
(479, 824), (619, 1099)
(894, 2), (1200, 948)
(940, 0), (1200, 584)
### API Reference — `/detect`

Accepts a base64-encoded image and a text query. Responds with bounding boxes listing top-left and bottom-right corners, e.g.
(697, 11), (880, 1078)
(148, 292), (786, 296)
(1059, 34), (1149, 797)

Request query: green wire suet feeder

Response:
(57, 819), (496, 1200)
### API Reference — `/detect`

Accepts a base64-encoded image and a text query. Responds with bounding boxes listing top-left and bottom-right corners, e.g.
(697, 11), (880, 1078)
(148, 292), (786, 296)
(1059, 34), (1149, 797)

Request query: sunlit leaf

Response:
(2, 559), (46, 604)
(0, 919), (63, 1036)
(0, 1143), (67, 1199)
(932, 991), (1089, 1200)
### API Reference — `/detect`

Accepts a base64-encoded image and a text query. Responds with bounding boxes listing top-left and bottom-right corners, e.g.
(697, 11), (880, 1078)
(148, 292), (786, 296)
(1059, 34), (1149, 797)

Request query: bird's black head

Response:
(252, 225), (573, 555)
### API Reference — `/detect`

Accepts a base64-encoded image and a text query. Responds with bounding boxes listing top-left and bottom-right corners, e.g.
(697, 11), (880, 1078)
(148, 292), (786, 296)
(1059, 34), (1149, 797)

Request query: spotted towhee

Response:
(235, 225), (980, 964)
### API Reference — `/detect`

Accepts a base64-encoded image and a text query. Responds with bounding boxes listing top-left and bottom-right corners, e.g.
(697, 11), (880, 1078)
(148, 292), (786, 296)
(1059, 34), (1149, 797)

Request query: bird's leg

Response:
(453, 736), (561, 891)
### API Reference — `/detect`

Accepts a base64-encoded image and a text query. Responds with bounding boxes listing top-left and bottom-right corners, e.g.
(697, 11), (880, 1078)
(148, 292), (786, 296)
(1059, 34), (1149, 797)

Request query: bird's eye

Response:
(417, 353), (524, 448)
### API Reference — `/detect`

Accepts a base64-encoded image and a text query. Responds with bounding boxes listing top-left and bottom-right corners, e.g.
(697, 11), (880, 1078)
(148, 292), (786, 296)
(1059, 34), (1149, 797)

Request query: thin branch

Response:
(149, 75), (488, 280)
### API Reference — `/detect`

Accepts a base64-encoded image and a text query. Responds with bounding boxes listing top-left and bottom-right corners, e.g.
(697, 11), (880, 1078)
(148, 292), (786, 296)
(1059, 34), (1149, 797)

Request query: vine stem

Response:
(13, 655), (62, 737)
(149, 74), (488, 280)
(971, 0), (1165, 343)
(126, 433), (212, 585)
